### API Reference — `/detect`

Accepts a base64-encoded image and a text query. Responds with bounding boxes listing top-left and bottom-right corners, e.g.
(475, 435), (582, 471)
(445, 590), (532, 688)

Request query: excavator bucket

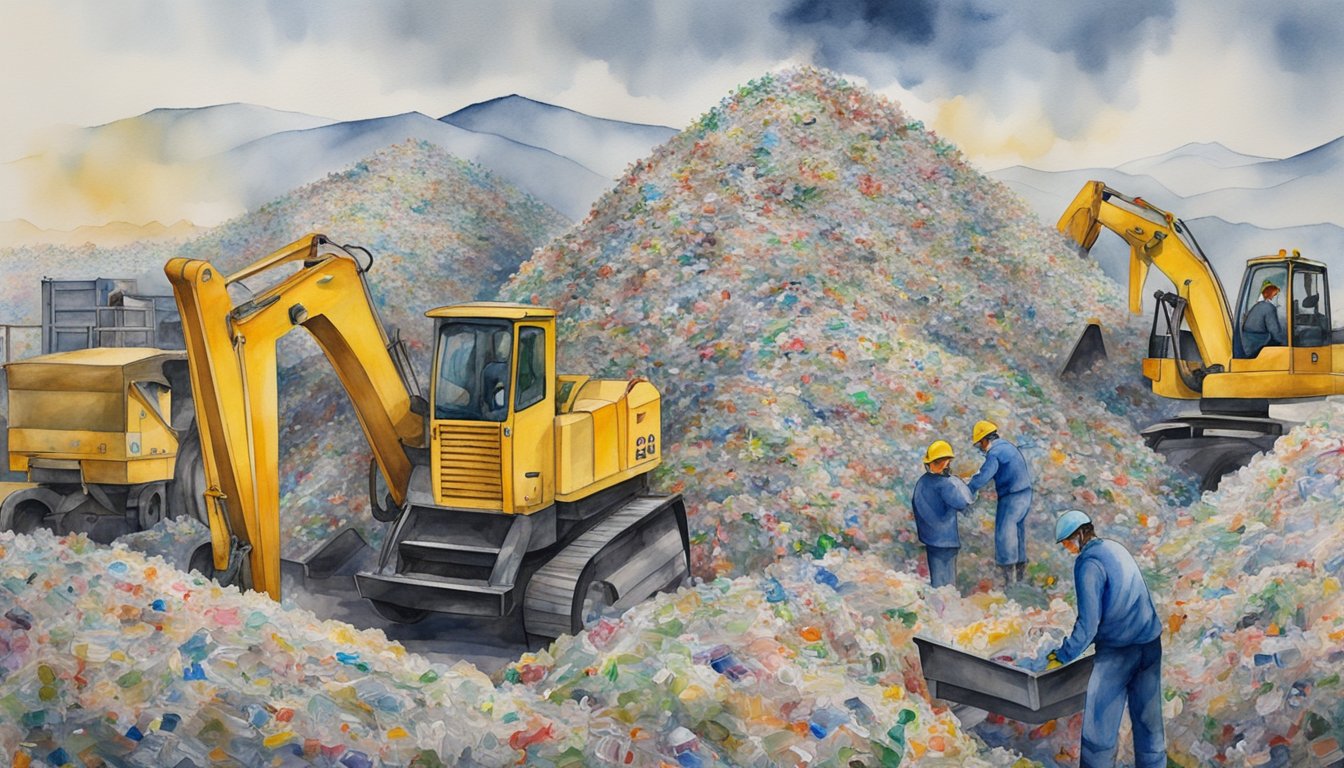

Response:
(1060, 321), (1108, 377)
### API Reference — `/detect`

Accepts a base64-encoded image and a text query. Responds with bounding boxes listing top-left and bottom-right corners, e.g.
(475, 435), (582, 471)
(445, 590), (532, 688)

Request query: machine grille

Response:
(435, 423), (503, 504)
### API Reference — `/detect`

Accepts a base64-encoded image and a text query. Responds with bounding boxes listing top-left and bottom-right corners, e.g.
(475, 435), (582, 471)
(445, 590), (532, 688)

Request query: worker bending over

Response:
(1044, 510), (1166, 768)
(911, 440), (973, 592)
(967, 420), (1032, 585)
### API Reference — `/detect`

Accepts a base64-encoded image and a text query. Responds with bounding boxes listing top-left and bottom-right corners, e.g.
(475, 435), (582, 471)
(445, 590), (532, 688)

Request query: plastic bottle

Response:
(814, 567), (841, 590)
(808, 706), (848, 739)
(594, 734), (633, 764)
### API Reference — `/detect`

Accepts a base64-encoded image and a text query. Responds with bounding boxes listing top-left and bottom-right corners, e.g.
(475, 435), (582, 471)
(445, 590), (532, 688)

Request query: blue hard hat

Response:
(1055, 509), (1092, 542)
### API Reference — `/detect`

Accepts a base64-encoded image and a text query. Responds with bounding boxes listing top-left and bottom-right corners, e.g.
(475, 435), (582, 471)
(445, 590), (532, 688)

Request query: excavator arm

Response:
(166, 234), (425, 600)
(1058, 181), (1236, 369)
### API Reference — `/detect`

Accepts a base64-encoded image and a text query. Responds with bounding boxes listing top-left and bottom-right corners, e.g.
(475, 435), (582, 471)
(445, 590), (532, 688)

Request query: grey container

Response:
(913, 635), (1093, 724)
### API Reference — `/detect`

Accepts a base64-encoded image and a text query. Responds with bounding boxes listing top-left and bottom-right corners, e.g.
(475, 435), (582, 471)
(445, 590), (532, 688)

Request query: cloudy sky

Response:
(2, 0), (1341, 172)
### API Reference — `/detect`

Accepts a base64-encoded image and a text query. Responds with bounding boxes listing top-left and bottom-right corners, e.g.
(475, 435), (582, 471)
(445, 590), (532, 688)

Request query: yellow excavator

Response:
(1058, 181), (1342, 488)
(165, 233), (689, 640)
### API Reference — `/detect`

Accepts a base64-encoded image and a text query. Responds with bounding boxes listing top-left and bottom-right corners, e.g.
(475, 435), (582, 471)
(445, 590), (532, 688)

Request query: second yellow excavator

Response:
(165, 234), (690, 640)
(1058, 181), (1342, 488)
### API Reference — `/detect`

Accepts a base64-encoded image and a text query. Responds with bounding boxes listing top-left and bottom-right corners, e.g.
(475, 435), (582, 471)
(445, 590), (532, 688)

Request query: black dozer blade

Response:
(289, 526), (373, 580)
(1060, 321), (1107, 377)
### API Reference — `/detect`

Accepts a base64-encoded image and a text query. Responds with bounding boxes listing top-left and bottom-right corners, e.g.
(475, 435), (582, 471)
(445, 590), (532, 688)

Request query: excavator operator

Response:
(1241, 279), (1287, 358)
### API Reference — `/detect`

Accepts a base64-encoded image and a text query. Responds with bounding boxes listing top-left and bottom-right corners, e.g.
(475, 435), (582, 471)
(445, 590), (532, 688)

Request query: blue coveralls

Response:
(910, 471), (973, 589)
(1055, 538), (1166, 768)
(1242, 298), (1286, 358)
(967, 438), (1032, 566)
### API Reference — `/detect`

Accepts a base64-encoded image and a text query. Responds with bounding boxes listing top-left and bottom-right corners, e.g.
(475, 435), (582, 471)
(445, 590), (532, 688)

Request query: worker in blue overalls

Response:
(1043, 510), (1166, 768)
(911, 440), (973, 592)
(967, 420), (1032, 585)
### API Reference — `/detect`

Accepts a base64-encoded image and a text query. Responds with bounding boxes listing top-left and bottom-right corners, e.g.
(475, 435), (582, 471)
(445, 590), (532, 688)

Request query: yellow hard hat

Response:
(971, 420), (998, 444)
(923, 440), (954, 464)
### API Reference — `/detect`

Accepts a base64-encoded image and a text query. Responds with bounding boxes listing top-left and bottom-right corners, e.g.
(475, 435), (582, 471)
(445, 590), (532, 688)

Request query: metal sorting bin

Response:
(913, 635), (1093, 724)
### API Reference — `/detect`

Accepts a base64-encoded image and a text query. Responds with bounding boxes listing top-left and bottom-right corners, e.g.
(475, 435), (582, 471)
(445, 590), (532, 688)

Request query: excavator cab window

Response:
(1234, 264), (1288, 358)
(1291, 266), (1330, 348)
(433, 320), (513, 422)
(514, 326), (546, 411)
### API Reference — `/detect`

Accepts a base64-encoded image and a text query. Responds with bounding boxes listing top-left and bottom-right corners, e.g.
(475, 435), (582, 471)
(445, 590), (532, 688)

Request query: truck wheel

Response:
(188, 543), (215, 579)
(1201, 453), (1254, 492)
(136, 483), (167, 529)
(580, 580), (617, 627)
(0, 488), (62, 534)
(9, 499), (53, 534)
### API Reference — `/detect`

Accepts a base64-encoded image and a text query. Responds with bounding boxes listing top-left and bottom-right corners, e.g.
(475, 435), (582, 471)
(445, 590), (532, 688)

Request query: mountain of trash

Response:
(502, 67), (1191, 586)
(6, 389), (1342, 768)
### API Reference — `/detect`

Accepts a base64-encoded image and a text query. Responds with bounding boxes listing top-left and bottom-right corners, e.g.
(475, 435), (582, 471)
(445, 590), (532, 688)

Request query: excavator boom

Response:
(166, 234), (424, 599)
(1058, 181), (1235, 368)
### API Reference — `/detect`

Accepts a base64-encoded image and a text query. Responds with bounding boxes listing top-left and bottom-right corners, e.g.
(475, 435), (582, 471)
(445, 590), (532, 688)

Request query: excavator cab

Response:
(426, 304), (557, 514)
(1228, 254), (1333, 382)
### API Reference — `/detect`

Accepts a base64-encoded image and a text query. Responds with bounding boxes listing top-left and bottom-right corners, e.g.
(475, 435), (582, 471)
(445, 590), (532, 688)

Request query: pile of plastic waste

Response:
(916, 591), (1075, 664)
(1152, 398), (1344, 767)
(497, 549), (1037, 767)
(502, 67), (1190, 586)
(2, 527), (1045, 766)
(0, 528), (499, 767)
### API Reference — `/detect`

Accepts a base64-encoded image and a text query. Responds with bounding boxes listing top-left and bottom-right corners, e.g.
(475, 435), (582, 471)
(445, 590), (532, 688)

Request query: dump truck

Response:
(0, 347), (208, 554)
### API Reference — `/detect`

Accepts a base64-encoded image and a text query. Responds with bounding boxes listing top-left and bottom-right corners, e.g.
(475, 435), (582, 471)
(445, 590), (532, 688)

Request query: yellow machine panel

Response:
(5, 348), (182, 482)
(555, 412), (595, 493)
(555, 378), (662, 501)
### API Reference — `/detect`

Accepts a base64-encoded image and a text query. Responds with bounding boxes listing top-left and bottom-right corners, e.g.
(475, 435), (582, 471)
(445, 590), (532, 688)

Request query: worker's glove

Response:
(1021, 649), (1061, 673)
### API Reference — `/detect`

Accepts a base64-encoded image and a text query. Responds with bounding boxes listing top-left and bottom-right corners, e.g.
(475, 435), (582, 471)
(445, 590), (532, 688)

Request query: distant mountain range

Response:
(441, 95), (676, 178)
(2, 95), (1338, 311)
(0, 98), (678, 237)
(0, 218), (202, 247)
(217, 110), (611, 220)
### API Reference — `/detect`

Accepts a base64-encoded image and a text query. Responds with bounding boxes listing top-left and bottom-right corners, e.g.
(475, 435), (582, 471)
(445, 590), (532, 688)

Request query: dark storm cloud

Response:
(62, 1), (1339, 142)
(1271, 4), (1344, 74)
(782, 0), (938, 48)
(776, 0), (1176, 89)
